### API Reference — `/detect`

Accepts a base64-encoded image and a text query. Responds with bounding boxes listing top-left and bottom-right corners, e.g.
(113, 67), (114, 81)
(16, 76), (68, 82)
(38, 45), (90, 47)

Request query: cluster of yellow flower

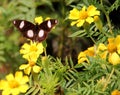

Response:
(78, 35), (120, 65)
(19, 41), (43, 75)
(0, 17), (45, 95)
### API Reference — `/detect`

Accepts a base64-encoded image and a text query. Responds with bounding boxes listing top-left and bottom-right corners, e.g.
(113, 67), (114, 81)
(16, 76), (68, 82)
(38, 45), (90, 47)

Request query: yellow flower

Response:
(20, 41), (44, 62)
(78, 46), (95, 64)
(97, 43), (108, 59)
(0, 71), (29, 95)
(69, 5), (100, 27)
(107, 38), (117, 53)
(111, 90), (120, 95)
(35, 16), (43, 25)
(34, 16), (51, 25)
(107, 35), (120, 65)
(97, 43), (107, 51)
(84, 46), (95, 56)
(19, 61), (42, 75)
(78, 52), (89, 64)
(108, 52), (120, 65)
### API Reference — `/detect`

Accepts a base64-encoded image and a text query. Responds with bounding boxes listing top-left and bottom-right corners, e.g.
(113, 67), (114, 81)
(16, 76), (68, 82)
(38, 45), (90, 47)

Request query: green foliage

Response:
(25, 55), (120, 95)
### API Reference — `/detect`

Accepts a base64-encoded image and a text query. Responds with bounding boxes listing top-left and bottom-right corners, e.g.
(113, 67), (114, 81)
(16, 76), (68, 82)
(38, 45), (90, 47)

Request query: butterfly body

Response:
(13, 19), (58, 42)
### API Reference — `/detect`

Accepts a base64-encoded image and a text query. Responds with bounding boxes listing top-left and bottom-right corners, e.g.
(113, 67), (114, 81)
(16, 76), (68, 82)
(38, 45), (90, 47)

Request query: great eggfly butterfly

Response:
(12, 19), (58, 42)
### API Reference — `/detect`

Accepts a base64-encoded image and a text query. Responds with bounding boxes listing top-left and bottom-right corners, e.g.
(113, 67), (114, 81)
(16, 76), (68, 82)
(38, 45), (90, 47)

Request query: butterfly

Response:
(12, 19), (58, 42)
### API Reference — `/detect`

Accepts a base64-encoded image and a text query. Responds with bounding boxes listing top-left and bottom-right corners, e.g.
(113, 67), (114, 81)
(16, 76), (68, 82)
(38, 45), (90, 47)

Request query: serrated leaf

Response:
(69, 57), (74, 68)
(77, 32), (87, 37)
(31, 88), (40, 95)
(69, 30), (85, 37)
(18, 0), (35, 8)
(65, 79), (74, 88)
(65, 0), (76, 5)
(26, 8), (35, 21)
(18, 6), (29, 12)
(25, 86), (36, 95)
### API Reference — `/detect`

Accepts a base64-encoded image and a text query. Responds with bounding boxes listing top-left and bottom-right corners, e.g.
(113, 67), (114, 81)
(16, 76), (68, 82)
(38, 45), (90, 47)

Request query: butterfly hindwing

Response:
(12, 19), (58, 42)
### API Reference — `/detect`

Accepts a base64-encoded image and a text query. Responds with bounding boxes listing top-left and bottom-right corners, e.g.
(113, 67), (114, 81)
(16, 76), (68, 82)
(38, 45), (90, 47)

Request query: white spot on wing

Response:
(19, 21), (25, 29)
(55, 20), (58, 24)
(27, 30), (34, 38)
(38, 29), (44, 37)
(47, 20), (51, 28)
(13, 21), (16, 24)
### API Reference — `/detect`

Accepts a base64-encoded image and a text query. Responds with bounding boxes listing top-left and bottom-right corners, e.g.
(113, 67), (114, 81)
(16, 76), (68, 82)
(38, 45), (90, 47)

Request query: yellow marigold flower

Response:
(35, 16), (43, 25)
(97, 43), (108, 59)
(35, 16), (51, 25)
(0, 71), (29, 95)
(20, 41), (44, 63)
(78, 46), (95, 64)
(108, 52), (120, 65)
(69, 5), (100, 27)
(19, 61), (42, 75)
(107, 38), (117, 53)
(111, 90), (120, 95)
(78, 52), (89, 64)
(107, 35), (120, 65)
(97, 43), (107, 51)
(84, 46), (95, 56)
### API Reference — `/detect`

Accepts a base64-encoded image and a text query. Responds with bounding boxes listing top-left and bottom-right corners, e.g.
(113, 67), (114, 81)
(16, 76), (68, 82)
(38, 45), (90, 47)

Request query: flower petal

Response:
(19, 84), (29, 93)
(24, 66), (31, 75)
(86, 17), (94, 24)
(87, 5), (100, 16)
(6, 73), (14, 81)
(69, 8), (80, 19)
(35, 16), (43, 25)
(19, 64), (29, 70)
(109, 52), (120, 65)
(33, 65), (42, 73)
(76, 20), (85, 27)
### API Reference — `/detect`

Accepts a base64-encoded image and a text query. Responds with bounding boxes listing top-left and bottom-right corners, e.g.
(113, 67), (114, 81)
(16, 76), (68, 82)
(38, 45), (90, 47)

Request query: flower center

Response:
(79, 11), (88, 19)
(9, 80), (19, 88)
(30, 45), (38, 52)
(108, 43), (117, 53)
(29, 61), (35, 67)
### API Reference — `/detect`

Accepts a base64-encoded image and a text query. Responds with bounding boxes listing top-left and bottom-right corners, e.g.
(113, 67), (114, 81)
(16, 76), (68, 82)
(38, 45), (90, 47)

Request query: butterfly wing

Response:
(35, 19), (58, 42)
(12, 20), (36, 41)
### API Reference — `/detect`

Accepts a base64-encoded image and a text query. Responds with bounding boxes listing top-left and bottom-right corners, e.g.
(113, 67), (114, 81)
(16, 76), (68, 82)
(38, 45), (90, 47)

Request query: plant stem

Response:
(100, 0), (113, 33)
(89, 35), (96, 44)
(102, 68), (114, 91)
(44, 48), (47, 57)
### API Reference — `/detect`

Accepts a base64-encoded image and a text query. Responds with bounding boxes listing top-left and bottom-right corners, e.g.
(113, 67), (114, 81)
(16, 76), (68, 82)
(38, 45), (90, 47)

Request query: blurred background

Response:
(0, 0), (119, 78)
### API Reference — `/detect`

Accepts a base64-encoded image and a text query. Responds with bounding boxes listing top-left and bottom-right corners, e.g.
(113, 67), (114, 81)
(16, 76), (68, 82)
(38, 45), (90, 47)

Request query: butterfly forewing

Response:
(35, 19), (58, 42)
(12, 19), (58, 42)
(13, 20), (36, 41)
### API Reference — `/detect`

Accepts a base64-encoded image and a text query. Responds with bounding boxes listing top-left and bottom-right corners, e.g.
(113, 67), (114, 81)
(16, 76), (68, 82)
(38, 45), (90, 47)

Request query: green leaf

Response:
(25, 86), (36, 95)
(31, 87), (40, 95)
(18, 0), (35, 8)
(69, 30), (85, 37)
